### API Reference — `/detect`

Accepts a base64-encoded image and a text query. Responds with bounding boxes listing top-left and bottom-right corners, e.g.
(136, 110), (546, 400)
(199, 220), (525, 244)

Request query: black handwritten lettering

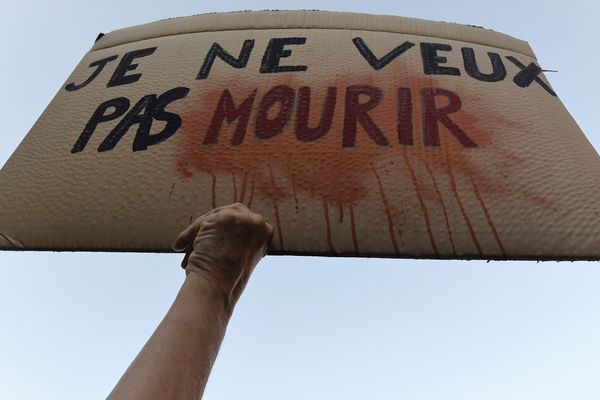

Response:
(107, 47), (157, 88)
(72, 86), (189, 153)
(352, 37), (415, 70)
(462, 47), (506, 82)
(133, 87), (190, 151)
(506, 56), (557, 96)
(65, 55), (118, 91)
(71, 97), (129, 153)
(196, 40), (255, 80)
(260, 37), (308, 74)
(421, 43), (460, 76)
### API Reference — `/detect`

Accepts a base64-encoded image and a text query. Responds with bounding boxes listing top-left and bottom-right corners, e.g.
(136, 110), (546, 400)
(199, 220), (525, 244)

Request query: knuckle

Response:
(250, 213), (265, 225)
(230, 202), (247, 210)
(266, 222), (274, 236)
(213, 210), (241, 227)
(211, 212), (229, 224)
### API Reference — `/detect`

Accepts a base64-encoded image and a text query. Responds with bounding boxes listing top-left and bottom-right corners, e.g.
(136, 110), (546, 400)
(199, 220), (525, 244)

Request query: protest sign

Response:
(1, 11), (598, 259)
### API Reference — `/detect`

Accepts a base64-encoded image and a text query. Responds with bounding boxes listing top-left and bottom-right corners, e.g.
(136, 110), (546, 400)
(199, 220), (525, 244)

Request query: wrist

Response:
(183, 271), (236, 317)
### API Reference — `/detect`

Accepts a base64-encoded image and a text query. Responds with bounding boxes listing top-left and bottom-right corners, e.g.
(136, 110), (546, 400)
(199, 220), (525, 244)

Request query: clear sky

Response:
(1, 1), (599, 399)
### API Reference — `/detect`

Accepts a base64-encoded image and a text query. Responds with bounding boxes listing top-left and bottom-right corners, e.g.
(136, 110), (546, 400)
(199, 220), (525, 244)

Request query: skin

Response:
(106, 203), (273, 400)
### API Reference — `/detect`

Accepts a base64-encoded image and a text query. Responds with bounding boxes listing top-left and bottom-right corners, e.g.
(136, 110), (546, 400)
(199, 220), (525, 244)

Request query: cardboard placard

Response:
(0, 11), (598, 259)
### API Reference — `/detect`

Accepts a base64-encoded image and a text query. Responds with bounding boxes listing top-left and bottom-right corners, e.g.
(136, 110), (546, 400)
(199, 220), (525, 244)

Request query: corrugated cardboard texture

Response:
(0, 11), (598, 259)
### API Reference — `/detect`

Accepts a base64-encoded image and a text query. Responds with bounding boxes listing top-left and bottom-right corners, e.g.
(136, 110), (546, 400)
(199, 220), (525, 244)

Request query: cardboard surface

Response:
(0, 10), (598, 259)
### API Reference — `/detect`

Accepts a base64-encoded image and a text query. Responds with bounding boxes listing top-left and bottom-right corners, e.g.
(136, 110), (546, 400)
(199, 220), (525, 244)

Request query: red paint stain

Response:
(403, 151), (439, 255)
(239, 171), (248, 203)
(210, 172), (217, 208)
(397, 227), (405, 246)
(177, 79), (376, 209)
(520, 188), (558, 212)
(444, 147), (482, 256)
(370, 162), (399, 254)
(268, 164), (285, 250)
(471, 178), (507, 256)
(284, 156), (300, 213)
(422, 160), (456, 255)
(402, 76), (550, 214)
(177, 79), (378, 252)
(231, 173), (238, 202)
(291, 174), (299, 213)
(272, 204), (284, 250)
(323, 200), (336, 253)
(247, 174), (255, 209)
(349, 203), (359, 254)
(174, 72), (553, 256)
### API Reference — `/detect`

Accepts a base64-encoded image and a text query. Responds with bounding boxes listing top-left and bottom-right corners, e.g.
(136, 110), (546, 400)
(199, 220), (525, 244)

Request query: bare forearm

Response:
(107, 273), (231, 400)
(107, 204), (272, 399)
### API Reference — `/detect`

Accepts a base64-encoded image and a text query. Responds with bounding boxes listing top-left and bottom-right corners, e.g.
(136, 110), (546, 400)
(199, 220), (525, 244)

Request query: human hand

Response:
(172, 203), (273, 309)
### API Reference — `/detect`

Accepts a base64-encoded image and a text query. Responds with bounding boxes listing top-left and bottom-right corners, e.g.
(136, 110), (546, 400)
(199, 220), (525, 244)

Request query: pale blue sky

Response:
(1, 1), (599, 399)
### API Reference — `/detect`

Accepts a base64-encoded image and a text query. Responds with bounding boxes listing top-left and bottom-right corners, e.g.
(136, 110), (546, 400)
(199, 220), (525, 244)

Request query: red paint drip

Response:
(422, 160), (456, 255)
(323, 200), (335, 253)
(403, 152), (439, 255)
(349, 203), (359, 254)
(471, 179), (507, 256)
(175, 78), (552, 263)
(268, 165), (284, 250)
(272, 203), (284, 251)
(338, 200), (344, 223)
(445, 150), (482, 256)
(370, 162), (399, 254)
(239, 171), (248, 203)
(247, 175), (255, 209)
(232, 173), (238, 202)
(291, 174), (299, 213)
(210, 172), (217, 208)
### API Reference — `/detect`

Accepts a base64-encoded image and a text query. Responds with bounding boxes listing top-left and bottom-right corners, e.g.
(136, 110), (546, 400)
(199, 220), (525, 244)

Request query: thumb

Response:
(172, 219), (203, 251)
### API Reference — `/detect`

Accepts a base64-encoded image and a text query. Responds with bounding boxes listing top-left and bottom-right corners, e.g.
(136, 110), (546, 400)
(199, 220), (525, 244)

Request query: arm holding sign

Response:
(106, 203), (273, 400)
